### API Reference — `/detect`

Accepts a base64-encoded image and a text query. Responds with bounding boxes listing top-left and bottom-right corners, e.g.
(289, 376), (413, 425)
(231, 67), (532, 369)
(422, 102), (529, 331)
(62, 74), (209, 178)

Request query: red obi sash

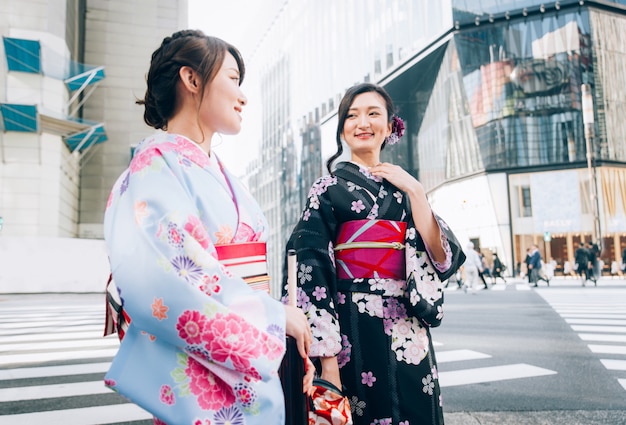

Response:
(334, 220), (406, 280)
(104, 242), (270, 340)
(216, 242), (270, 293)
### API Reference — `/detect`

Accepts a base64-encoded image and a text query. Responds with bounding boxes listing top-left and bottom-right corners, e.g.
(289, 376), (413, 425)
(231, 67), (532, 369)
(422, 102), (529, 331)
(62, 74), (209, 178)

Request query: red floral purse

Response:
(308, 378), (353, 425)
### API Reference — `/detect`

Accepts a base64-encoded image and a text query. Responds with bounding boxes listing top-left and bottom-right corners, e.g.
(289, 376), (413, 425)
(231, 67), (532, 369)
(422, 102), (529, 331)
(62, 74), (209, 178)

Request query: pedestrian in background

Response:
(102, 29), (313, 425)
(574, 242), (591, 286)
(491, 252), (507, 284)
(464, 242), (484, 294)
(528, 244), (548, 287)
(283, 82), (465, 425)
(587, 241), (600, 284)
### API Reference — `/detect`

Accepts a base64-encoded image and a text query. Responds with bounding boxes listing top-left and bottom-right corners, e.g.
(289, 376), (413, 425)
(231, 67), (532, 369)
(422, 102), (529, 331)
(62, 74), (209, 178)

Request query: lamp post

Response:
(581, 83), (602, 250)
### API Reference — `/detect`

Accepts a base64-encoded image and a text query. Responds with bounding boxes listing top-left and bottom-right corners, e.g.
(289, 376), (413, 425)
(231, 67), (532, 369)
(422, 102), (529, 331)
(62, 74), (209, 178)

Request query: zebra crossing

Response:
(0, 294), (151, 425)
(535, 287), (626, 393)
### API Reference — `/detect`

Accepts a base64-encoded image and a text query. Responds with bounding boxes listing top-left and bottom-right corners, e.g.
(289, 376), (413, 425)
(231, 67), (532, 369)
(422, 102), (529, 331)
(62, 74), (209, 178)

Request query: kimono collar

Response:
(334, 161), (383, 195)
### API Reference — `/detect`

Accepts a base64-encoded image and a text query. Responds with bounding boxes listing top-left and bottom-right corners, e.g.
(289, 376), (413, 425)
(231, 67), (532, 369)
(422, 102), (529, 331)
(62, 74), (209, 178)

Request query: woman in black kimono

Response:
(284, 83), (465, 424)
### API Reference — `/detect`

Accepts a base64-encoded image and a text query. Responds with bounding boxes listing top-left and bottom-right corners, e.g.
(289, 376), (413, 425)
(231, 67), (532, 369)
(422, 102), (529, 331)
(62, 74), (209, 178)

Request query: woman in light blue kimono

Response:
(103, 30), (313, 425)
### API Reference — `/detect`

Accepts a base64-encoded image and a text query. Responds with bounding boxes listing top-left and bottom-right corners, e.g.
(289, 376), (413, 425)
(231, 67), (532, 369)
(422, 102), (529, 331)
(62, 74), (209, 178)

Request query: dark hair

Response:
(326, 83), (395, 173)
(137, 29), (245, 130)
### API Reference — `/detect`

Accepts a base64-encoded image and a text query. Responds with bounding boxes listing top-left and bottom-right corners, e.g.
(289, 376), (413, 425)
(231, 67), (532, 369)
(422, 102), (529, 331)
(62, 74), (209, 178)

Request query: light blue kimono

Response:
(104, 133), (287, 425)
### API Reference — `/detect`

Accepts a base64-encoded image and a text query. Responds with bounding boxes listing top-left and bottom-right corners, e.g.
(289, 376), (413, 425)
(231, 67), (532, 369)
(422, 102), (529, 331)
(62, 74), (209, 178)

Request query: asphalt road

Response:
(438, 277), (626, 425)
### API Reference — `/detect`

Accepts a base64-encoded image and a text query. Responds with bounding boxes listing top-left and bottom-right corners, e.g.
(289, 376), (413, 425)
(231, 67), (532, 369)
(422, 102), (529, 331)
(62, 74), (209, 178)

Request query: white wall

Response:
(0, 236), (109, 293)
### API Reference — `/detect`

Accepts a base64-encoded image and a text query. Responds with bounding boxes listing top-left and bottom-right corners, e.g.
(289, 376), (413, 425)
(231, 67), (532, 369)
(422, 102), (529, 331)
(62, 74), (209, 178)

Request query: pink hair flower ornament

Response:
(387, 115), (405, 145)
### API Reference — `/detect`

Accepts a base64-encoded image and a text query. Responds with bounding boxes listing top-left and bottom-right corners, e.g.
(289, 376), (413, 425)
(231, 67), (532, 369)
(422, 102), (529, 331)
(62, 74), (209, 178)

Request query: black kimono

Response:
(284, 162), (465, 425)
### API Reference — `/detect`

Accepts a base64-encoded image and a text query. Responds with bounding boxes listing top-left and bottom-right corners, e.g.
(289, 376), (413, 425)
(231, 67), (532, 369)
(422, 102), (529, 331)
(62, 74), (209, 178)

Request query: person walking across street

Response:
(463, 242), (484, 294)
(491, 252), (507, 284)
(575, 242), (591, 286)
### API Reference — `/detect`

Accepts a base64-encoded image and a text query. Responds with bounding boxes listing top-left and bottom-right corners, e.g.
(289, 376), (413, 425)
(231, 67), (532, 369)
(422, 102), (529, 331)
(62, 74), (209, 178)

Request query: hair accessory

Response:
(387, 115), (405, 145)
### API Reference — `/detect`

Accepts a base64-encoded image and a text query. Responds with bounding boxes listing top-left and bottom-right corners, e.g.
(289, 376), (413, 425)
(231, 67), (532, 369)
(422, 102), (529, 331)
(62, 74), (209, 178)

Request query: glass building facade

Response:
(248, 0), (626, 293)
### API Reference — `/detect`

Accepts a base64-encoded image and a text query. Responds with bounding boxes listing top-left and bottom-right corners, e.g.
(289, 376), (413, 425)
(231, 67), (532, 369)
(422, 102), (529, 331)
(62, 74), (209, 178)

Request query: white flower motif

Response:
(393, 191), (403, 203)
(298, 263), (313, 285)
(422, 374), (435, 395)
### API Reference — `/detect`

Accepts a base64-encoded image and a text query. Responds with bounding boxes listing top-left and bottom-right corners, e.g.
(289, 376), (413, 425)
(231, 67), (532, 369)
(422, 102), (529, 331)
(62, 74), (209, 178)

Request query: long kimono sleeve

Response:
(105, 147), (286, 382)
(404, 213), (465, 328)
(283, 175), (343, 358)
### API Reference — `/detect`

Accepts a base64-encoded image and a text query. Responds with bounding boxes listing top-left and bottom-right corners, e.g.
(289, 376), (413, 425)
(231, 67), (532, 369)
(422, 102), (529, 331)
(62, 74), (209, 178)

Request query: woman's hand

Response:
(284, 305), (312, 359)
(368, 162), (422, 195)
(303, 357), (316, 396)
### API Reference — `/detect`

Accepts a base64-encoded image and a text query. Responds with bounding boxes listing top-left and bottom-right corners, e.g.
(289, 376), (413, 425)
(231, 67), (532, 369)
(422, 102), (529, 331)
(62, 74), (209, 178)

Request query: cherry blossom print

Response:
(213, 405), (245, 425)
(393, 191), (403, 203)
(351, 200), (366, 213)
(337, 292), (346, 304)
(184, 215), (210, 249)
(307, 174), (337, 198)
(298, 263), (313, 285)
(352, 294), (384, 318)
(346, 181), (361, 192)
(160, 384), (175, 405)
(302, 209), (311, 221)
(337, 334), (352, 368)
(134, 201), (148, 225)
(203, 313), (263, 375)
(390, 317), (429, 365)
(372, 418), (392, 425)
(422, 374), (435, 395)
(312, 286), (327, 301)
(152, 298), (168, 320)
(106, 191), (114, 209)
(431, 365), (439, 380)
(366, 203), (379, 219)
(356, 164), (382, 182)
(174, 136), (211, 168)
(399, 421), (410, 425)
(296, 287), (312, 310)
(104, 378), (116, 387)
(199, 274), (221, 295)
(308, 307), (342, 357)
(176, 310), (208, 345)
(185, 356), (235, 410)
(349, 395), (366, 417)
(167, 222), (185, 248)
(361, 371), (377, 387)
(171, 255), (204, 283)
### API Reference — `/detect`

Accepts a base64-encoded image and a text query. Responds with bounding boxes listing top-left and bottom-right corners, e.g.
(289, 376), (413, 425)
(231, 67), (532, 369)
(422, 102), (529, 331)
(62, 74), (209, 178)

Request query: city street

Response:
(0, 277), (624, 424)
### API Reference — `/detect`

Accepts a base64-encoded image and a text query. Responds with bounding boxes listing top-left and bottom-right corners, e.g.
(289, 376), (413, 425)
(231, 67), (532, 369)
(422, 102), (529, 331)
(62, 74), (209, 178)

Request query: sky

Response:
(187, 0), (268, 177)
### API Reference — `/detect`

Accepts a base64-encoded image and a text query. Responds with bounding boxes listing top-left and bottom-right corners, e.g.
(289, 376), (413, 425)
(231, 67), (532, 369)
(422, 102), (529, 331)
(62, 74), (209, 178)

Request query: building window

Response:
(521, 186), (532, 217)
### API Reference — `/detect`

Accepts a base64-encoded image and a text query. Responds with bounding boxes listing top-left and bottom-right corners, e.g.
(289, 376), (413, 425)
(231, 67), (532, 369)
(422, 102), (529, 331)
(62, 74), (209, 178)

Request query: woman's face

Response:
(341, 91), (391, 155)
(201, 52), (247, 136)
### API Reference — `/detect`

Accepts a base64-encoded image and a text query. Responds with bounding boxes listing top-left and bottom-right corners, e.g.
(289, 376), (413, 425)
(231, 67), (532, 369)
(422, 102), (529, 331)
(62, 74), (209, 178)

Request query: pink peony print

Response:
(176, 310), (208, 345)
(203, 313), (263, 375)
(185, 356), (235, 410)
(184, 215), (210, 249)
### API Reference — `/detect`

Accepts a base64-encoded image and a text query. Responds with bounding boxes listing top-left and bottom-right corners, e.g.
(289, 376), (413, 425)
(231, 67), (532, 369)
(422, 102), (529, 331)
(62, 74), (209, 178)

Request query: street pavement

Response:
(0, 276), (624, 424)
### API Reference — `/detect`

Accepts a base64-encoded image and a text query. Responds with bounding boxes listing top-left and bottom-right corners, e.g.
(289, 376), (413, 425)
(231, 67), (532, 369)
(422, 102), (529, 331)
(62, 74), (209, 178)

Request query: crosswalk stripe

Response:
(439, 363), (557, 387)
(0, 337), (119, 353)
(588, 344), (626, 355)
(600, 359), (626, 371)
(0, 348), (118, 367)
(0, 380), (109, 402)
(578, 333), (626, 343)
(0, 403), (152, 425)
(559, 313), (626, 319)
(570, 325), (626, 333)
(0, 320), (102, 330)
(515, 284), (531, 291)
(620, 379), (626, 391)
(0, 325), (103, 337)
(565, 318), (626, 326)
(437, 349), (491, 363)
(0, 362), (111, 380)
(0, 331), (113, 344)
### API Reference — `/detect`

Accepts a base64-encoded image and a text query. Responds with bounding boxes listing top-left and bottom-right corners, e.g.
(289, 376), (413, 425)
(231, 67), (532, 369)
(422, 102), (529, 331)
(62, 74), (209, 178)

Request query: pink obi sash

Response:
(334, 220), (406, 280)
(216, 242), (270, 293)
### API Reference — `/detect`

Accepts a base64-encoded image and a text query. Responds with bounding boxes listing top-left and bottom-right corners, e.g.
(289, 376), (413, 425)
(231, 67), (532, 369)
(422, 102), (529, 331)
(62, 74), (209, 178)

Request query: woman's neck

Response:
(350, 153), (380, 168)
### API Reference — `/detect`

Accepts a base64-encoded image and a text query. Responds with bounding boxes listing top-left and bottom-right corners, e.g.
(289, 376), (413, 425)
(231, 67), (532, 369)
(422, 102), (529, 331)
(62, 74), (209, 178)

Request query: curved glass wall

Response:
(416, 9), (613, 191)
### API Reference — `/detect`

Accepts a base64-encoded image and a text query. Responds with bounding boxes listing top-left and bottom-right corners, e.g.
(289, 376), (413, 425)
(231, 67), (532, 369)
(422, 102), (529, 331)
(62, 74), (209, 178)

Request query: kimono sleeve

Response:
(104, 148), (286, 381)
(283, 175), (343, 358)
(404, 214), (465, 328)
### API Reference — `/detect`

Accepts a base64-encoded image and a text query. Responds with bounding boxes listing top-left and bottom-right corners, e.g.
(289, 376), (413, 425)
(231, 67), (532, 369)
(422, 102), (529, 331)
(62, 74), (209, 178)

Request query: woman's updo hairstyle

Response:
(137, 29), (245, 130)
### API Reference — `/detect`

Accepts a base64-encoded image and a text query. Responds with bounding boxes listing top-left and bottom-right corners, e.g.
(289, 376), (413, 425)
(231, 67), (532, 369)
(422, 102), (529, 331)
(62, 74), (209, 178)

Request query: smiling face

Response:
(200, 52), (247, 136)
(341, 91), (392, 159)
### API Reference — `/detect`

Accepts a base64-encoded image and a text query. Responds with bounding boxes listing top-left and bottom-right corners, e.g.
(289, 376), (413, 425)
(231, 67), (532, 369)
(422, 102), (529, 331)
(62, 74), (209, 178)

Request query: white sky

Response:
(187, 0), (266, 176)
